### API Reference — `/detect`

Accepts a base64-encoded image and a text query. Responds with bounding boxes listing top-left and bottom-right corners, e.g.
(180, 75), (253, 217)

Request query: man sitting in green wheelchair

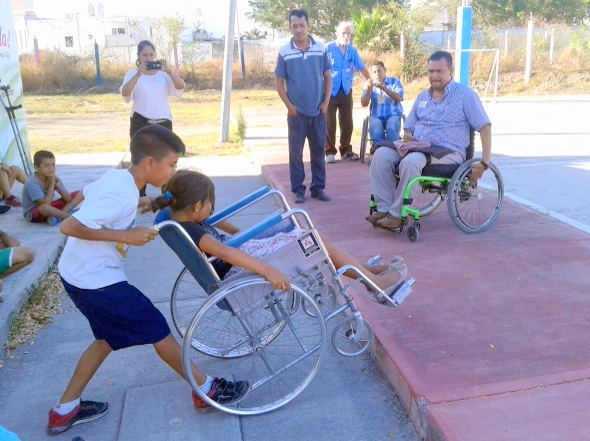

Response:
(366, 50), (492, 231)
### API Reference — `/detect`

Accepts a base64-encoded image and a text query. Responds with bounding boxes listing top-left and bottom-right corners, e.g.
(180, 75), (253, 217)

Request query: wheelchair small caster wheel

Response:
(407, 223), (420, 242)
(332, 316), (374, 357)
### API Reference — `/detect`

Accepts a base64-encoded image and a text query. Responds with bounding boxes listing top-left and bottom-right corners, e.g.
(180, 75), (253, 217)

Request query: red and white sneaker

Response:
(47, 400), (109, 435)
(4, 195), (21, 207)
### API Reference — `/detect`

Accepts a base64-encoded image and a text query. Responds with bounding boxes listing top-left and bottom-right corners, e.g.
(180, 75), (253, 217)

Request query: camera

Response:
(146, 61), (162, 70)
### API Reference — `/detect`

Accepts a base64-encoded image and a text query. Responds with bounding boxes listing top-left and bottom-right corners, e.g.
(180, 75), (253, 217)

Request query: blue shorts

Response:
(61, 278), (171, 351)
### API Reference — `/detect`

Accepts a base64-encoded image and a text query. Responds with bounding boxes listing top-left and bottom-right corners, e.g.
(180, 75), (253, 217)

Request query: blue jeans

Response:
(369, 115), (402, 143)
(287, 113), (326, 194)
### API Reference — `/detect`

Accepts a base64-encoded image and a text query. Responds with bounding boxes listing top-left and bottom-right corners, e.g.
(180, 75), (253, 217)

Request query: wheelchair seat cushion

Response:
(421, 163), (462, 178)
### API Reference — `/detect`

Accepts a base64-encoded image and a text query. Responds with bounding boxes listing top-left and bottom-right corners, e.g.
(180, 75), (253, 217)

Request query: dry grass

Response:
(3, 266), (65, 356)
(24, 89), (279, 156)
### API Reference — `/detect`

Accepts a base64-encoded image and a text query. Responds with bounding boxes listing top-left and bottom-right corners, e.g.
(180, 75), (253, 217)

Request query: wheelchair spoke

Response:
(182, 281), (326, 415)
(448, 162), (504, 233)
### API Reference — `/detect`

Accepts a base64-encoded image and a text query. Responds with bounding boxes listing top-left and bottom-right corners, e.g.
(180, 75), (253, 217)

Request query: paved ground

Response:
(0, 155), (418, 441)
(1, 96), (589, 441)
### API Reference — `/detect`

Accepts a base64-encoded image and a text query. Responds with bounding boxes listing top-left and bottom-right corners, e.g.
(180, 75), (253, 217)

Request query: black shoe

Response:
(342, 151), (360, 161)
(311, 190), (331, 202)
(294, 191), (305, 204)
(0, 206), (11, 214)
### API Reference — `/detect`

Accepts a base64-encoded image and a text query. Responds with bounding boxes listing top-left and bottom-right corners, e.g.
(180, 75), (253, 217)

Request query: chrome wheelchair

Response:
(369, 131), (504, 242)
(156, 188), (415, 415)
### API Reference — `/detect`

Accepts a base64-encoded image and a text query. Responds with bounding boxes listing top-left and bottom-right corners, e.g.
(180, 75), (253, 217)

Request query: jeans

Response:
(287, 113), (326, 194)
(369, 115), (402, 143)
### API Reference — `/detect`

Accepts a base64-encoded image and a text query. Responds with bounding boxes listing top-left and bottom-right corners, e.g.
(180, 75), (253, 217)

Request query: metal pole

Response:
(235, 3), (246, 81)
(549, 28), (555, 65)
(524, 16), (534, 84)
(219, 0), (236, 143)
(455, 5), (472, 86)
(33, 36), (40, 69)
(94, 41), (103, 86)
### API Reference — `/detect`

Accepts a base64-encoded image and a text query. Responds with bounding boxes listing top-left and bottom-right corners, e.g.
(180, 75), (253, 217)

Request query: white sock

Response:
(199, 376), (214, 394)
(54, 397), (81, 416)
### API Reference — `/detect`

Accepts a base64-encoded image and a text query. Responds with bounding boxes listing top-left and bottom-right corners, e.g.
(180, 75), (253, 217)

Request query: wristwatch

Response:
(480, 161), (489, 170)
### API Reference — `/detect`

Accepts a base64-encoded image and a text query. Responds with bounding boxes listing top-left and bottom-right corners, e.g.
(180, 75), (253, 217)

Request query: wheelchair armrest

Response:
(225, 211), (284, 248)
(207, 187), (271, 225)
(152, 187), (275, 226)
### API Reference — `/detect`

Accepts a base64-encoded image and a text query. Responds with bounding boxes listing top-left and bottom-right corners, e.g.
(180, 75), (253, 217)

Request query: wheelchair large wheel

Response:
(183, 278), (326, 415)
(408, 181), (444, 217)
(359, 116), (369, 163)
(447, 159), (504, 233)
(170, 268), (207, 338)
(331, 316), (374, 357)
(173, 270), (294, 359)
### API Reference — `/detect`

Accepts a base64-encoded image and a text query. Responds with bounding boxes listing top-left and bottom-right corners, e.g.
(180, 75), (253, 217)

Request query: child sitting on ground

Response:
(21, 150), (84, 226)
(152, 170), (409, 300)
(0, 162), (27, 208)
(0, 229), (35, 302)
(48, 126), (248, 436)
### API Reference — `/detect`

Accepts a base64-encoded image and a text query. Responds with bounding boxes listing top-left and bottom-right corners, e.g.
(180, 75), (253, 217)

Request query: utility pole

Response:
(219, 0), (236, 143)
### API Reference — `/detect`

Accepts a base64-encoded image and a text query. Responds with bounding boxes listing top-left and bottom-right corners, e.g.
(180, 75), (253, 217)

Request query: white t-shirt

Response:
(120, 70), (184, 120)
(58, 169), (139, 289)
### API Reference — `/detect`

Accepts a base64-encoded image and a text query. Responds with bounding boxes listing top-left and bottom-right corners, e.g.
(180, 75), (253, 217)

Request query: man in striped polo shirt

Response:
(367, 50), (492, 231)
(275, 9), (332, 204)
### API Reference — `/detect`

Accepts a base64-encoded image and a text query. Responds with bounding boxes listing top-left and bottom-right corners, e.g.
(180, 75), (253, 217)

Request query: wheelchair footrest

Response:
(374, 278), (416, 308)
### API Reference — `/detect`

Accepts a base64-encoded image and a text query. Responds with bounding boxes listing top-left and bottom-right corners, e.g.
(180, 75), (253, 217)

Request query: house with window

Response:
(11, 5), (150, 62)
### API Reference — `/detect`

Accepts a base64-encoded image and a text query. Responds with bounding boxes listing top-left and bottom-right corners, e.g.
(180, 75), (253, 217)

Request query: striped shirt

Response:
(404, 79), (491, 156)
(275, 36), (331, 117)
(361, 77), (404, 119)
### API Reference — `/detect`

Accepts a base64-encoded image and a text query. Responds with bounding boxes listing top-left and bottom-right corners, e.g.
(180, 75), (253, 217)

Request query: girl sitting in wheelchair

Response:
(151, 170), (409, 300)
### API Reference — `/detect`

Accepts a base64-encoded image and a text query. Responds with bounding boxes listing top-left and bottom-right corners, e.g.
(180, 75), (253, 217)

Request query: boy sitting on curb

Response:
(21, 150), (84, 226)
(0, 162), (27, 208)
(0, 229), (35, 302)
(47, 125), (248, 436)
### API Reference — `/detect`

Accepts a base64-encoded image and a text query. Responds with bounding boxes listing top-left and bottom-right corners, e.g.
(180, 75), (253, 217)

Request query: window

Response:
(65, 36), (74, 47)
(111, 28), (126, 35)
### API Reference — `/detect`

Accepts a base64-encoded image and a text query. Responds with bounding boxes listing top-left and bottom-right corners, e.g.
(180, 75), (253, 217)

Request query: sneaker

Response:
(326, 154), (336, 164)
(0, 206), (11, 214)
(365, 211), (388, 224)
(192, 378), (250, 411)
(294, 191), (305, 204)
(4, 195), (21, 207)
(46, 216), (62, 226)
(47, 400), (109, 435)
(311, 190), (331, 202)
(342, 151), (360, 161)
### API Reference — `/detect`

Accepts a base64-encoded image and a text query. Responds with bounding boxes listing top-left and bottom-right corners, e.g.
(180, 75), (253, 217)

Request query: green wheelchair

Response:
(369, 131), (504, 242)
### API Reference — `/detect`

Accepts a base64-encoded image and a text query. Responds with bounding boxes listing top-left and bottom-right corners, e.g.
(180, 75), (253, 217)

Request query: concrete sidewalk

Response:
(0, 153), (418, 441)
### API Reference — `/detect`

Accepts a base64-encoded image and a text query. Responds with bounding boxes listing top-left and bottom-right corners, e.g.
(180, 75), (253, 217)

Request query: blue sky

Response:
(28, 0), (259, 37)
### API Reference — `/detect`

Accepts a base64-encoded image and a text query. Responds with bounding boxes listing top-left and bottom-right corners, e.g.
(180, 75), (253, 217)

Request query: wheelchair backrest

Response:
(158, 221), (221, 295)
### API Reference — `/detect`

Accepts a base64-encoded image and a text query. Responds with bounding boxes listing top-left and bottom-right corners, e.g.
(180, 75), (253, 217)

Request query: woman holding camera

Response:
(120, 40), (185, 138)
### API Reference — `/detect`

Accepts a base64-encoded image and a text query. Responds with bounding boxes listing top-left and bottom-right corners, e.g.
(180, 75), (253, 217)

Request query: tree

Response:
(470, 0), (589, 26)
(352, 1), (436, 80)
(247, 0), (378, 39)
(242, 28), (267, 39)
